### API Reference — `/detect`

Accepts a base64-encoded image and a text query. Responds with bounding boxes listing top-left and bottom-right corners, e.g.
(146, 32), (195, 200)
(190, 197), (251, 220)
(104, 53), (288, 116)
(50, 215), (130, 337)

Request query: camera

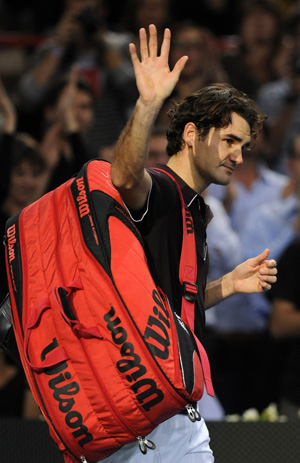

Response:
(75, 6), (102, 38)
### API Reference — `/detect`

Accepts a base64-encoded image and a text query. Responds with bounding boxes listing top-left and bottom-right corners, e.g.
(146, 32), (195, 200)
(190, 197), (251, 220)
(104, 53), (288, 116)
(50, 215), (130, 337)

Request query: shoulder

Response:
(260, 164), (289, 187)
(257, 78), (290, 100)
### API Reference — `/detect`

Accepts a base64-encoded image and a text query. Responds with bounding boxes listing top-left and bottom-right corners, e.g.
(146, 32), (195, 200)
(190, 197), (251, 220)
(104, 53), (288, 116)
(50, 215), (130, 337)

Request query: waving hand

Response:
(129, 24), (188, 105)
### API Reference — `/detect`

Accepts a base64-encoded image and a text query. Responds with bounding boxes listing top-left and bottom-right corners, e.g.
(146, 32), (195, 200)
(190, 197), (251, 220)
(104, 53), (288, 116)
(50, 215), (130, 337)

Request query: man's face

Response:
(73, 89), (94, 134)
(192, 112), (251, 188)
(171, 27), (207, 79)
(9, 161), (46, 207)
(147, 133), (169, 167)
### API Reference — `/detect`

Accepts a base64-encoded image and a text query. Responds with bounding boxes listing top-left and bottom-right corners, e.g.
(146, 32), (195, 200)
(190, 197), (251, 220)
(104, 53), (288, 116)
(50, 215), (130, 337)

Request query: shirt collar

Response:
(153, 163), (213, 226)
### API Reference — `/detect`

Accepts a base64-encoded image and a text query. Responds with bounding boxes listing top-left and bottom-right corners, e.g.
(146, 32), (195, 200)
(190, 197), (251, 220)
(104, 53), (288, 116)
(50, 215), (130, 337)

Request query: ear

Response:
(183, 122), (197, 148)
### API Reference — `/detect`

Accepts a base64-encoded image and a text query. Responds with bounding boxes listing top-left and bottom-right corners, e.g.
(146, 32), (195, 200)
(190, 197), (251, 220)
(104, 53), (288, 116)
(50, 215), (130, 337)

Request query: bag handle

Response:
(153, 168), (214, 397)
(24, 297), (69, 373)
(24, 278), (102, 373)
(52, 278), (103, 340)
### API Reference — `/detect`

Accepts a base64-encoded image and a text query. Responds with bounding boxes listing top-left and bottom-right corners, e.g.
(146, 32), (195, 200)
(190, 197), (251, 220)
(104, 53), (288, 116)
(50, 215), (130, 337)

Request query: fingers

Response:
(259, 262), (277, 291)
(129, 42), (139, 70)
(173, 55), (189, 76)
(139, 27), (149, 61)
(148, 24), (158, 59)
(131, 25), (170, 62)
(160, 27), (171, 59)
(265, 259), (277, 269)
(257, 248), (270, 263)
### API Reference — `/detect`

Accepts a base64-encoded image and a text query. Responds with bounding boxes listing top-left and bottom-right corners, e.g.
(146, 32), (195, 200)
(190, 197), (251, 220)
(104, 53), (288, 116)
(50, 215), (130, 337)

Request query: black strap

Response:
(0, 294), (21, 366)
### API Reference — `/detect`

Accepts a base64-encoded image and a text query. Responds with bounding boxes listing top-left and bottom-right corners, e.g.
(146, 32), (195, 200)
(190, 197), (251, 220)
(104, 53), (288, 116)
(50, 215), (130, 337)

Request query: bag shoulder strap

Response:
(153, 168), (214, 397)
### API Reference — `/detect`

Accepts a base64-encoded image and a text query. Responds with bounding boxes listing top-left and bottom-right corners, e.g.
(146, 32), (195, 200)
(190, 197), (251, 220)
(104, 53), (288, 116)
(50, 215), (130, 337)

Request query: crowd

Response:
(0, 0), (300, 422)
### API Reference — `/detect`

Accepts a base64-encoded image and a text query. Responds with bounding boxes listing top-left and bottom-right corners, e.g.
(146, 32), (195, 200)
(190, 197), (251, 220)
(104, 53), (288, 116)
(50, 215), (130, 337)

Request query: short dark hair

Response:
(45, 75), (95, 108)
(13, 133), (47, 173)
(166, 83), (266, 156)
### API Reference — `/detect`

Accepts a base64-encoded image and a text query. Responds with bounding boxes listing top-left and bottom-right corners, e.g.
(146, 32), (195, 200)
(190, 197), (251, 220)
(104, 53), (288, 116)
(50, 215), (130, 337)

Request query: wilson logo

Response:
(76, 177), (90, 218)
(143, 290), (171, 360)
(41, 338), (93, 447)
(104, 304), (164, 411)
(7, 224), (16, 263)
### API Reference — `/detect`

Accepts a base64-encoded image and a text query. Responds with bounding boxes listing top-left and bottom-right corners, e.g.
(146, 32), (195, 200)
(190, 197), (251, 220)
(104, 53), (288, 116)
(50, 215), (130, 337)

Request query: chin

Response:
(214, 177), (231, 186)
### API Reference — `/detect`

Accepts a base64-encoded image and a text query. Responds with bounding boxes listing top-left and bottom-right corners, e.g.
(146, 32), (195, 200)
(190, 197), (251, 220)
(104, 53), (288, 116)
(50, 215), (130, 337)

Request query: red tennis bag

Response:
(4, 160), (213, 463)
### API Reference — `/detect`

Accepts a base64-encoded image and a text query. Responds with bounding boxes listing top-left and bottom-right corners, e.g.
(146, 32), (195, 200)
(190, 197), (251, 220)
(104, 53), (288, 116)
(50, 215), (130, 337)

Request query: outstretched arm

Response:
(205, 249), (277, 309)
(111, 24), (188, 211)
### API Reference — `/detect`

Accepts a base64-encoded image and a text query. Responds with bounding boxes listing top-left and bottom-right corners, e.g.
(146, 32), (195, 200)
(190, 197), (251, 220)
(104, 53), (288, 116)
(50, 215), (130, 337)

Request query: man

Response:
(105, 25), (277, 463)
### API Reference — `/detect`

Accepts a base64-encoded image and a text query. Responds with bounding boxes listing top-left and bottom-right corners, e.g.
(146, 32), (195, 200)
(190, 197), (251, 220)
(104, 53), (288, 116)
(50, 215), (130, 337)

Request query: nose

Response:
(230, 148), (243, 166)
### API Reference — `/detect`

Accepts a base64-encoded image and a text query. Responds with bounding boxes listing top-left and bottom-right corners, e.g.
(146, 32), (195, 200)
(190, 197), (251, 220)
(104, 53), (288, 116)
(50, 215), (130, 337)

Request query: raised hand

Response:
(129, 24), (188, 105)
(56, 67), (78, 133)
(0, 76), (16, 133)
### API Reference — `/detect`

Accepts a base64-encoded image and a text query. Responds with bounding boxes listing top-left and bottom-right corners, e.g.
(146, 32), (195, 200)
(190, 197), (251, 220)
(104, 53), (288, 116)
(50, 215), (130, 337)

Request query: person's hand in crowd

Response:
(55, 10), (83, 48)
(0, 76), (16, 134)
(56, 67), (79, 134)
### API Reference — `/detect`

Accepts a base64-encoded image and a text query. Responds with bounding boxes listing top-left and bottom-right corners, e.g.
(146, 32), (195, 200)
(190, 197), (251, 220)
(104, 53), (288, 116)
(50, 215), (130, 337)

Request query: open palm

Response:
(129, 25), (188, 105)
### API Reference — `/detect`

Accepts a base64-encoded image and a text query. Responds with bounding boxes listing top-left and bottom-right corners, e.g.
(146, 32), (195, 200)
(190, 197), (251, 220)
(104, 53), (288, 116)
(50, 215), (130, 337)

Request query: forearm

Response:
(111, 98), (162, 209)
(204, 272), (234, 309)
(32, 51), (62, 87)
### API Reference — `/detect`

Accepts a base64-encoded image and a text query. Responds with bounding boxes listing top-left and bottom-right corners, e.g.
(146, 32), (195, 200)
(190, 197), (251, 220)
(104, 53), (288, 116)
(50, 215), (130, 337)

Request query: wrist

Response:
(135, 97), (163, 127)
(221, 272), (235, 299)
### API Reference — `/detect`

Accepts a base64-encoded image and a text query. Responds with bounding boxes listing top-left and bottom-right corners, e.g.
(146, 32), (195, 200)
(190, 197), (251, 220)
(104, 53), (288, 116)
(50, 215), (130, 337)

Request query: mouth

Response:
(222, 164), (235, 175)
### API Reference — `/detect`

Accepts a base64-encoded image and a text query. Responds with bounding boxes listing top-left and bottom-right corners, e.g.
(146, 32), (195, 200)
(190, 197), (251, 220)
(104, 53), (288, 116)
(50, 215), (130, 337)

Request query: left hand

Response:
(231, 248), (277, 294)
(56, 67), (79, 133)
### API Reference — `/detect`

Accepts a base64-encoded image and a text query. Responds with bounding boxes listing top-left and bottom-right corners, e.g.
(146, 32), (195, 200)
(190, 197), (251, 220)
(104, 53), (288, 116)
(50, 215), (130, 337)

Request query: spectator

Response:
(157, 21), (228, 125)
(0, 75), (48, 301)
(206, 124), (288, 415)
(109, 0), (172, 49)
(268, 236), (300, 419)
(256, 8), (300, 172)
(146, 125), (169, 167)
(0, 134), (48, 302)
(222, 0), (283, 98)
(17, 0), (138, 156)
(171, 0), (240, 37)
(40, 68), (97, 190)
(240, 132), (300, 262)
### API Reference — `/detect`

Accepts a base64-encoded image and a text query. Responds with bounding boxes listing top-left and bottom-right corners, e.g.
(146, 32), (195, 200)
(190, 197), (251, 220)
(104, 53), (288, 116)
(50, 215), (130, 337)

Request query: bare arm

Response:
(0, 76), (16, 134)
(205, 249), (278, 309)
(111, 25), (188, 211)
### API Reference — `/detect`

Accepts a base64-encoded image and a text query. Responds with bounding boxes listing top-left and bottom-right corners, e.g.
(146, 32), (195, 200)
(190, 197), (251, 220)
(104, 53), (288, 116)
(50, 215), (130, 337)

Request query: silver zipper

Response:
(137, 436), (156, 454)
(185, 404), (201, 422)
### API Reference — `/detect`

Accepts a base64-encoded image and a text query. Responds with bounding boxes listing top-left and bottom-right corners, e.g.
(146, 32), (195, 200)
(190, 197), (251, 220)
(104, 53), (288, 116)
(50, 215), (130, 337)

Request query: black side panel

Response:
(70, 169), (112, 276)
(70, 164), (144, 278)
(173, 312), (199, 395)
(4, 213), (24, 336)
(0, 294), (21, 365)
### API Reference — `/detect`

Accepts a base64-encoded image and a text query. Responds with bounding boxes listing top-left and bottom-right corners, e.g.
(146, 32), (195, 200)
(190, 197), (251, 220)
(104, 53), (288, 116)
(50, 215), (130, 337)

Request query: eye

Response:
(224, 138), (233, 146)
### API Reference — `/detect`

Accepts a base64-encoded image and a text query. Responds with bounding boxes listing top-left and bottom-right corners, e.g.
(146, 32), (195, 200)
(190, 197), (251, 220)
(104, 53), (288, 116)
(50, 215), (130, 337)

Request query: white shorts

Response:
(100, 414), (214, 463)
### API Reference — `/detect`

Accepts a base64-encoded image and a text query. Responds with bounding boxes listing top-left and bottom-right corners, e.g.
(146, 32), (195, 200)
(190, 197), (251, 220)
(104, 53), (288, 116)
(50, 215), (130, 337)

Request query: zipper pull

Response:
(137, 436), (156, 454)
(80, 456), (88, 463)
(186, 404), (201, 422)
